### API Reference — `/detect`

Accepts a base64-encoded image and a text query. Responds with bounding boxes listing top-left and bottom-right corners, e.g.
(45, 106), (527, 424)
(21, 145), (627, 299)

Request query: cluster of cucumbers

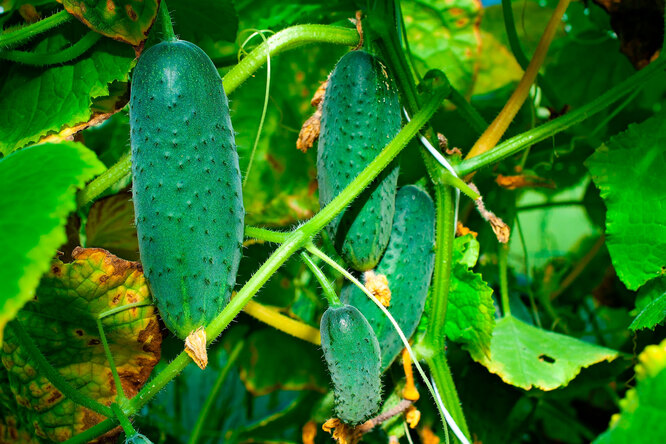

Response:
(317, 51), (436, 424)
(128, 34), (434, 428)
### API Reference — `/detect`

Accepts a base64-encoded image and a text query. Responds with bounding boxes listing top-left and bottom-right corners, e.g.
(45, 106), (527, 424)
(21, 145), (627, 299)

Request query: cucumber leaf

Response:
(0, 141), (105, 345)
(593, 339), (666, 443)
(1, 247), (161, 442)
(630, 276), (666, 331)
(476, 315), (618, 391)
(586, 111), (666, 290)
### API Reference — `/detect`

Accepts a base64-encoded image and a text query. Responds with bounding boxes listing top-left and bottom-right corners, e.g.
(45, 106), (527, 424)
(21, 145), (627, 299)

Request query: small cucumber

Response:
(129, 40), (244, 351)
(317, 50), (401, 271)
(320, 304), (382, 425)
(341, 185), (435, 370)
(126, 433), (153, 444)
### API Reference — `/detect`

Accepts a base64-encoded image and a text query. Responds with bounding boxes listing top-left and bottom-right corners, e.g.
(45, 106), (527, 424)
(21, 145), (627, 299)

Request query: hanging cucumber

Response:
(317, 50), (401, 271)
(320, 304), (382, 425)
(129, 39), (244, 369)
(341, 185), (436, 371)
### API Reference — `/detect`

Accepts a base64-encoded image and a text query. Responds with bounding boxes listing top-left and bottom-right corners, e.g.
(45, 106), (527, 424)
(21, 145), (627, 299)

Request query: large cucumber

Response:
(129, 40), (244, 360)
(341, 185), (435, 370)
(317, 50), (401, 271)
(320, 304), (382, 425)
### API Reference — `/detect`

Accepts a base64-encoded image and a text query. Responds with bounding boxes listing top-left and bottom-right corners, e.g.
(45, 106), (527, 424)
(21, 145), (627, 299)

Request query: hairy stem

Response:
(466, 0), (571, 159)
(455, 56), (666, 175)
(8, 319), (114, 418)
(0, 30), (101, 66)
(426, 353), (470, 442)
(111, 403), (136, 438)
(243, 300), (321, 345)
(244, 226), (289, 243)
(0, 9), (72, 49)
(301, 252), (341, 307)
(188, 341), (244, 444)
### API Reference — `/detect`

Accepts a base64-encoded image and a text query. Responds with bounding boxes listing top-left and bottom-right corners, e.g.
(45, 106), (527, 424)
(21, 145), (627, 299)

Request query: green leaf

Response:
(593, 339), (666, 443)
(630, 276), (666, 331)
(1, 247), (161, 442)
(585, 112), (666, 290)
(63, 0), (159, 45)
(476, 316), (618, 391)
(401, 0), (482, 94)
(0, 22), (135, 155)
(82, 109), (130, 167)
(168, 0), (237, 57)
(85, 191), (140, 261)
(0, 141), (105, 344)
(445, 235), (495, 361)
(237, 329), (328, 396)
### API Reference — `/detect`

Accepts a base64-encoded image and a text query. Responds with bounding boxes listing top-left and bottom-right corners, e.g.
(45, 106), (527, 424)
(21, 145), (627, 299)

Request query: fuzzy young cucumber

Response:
(320, 304), (382, 425)
(129, 40), (244, 362)
(317, 50), (401, 271)
(126, 434), (153, 444)
(341, 185), (435, 370)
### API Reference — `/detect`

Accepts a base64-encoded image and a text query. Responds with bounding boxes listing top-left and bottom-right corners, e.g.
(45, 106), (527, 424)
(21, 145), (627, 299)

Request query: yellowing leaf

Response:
(1, 248), (161, 442)
(476, 316), (618, 391)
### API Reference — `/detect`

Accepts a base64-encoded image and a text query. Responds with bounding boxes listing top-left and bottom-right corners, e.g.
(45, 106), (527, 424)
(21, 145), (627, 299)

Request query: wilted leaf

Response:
(593, 339), (666, 443)
(630, 276), (666, 331)
(476, 316), (618, 391)
(0, 21), (135, 154)
(446, 235), (495, 361)
(63, 0), (159, 46)
(1, 247), (161, 442)
(238, 329), (327, 396)
(0, 142), (105, 345)
(85, 192), (139, 261)
(586, 111), (666, 290)
(402, 0), (482, 95)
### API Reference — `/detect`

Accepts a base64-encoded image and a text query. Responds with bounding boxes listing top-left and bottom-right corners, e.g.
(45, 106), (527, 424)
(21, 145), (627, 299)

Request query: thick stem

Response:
(8, 319), (114, 418)
(426, 186), (456, 350)
(426, 353), (470, 442)
(301, 252), (341, 306)
(188, 342), (244, 444)
(244, 226), (289, 243)
(158, 0), (177, 42)
(455, 56), (666, 175)
(0, 9), (72, 49)
(465, 0), (571, 159)
(243, 300), (321, 345)
(223, 25), (359, 93)
(0, 31), (101, 66)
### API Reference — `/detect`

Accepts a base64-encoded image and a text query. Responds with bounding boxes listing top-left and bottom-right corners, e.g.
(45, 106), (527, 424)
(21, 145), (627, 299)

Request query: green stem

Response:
(111, 403), (136, 437)
(76, 151), (130, 208)
(223, 25), (359, 93)
(426, 186), (456, 350)
(64, 418), (117, 444)
(77, 24), (359, 207)
(244, 226), (289, 243)
(188, 341), (244, 444)
(7, 319), (114, 418)
(0, 9), (72, 49)
(158, 0), (177, 42)
(426, 353), (470, 442)
(501, 0), (561, 109)
(517, 200), (582, 212)
(455, 56), (666, 175)
(499, 243), (511, 316)
(300, 252), (341, 306)
(0, 30), (101, 66)
(448, 88), (488, 135)
(96, 318), (125, 403)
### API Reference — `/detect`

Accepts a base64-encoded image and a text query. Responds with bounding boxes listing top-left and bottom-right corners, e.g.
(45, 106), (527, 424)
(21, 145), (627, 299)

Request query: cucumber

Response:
(320, 304), (382, 425)
(126, 434), (153, 444)
(129, 40), (244, 353)
(341, 185), (435, 370)
(317, 50), (401, 271)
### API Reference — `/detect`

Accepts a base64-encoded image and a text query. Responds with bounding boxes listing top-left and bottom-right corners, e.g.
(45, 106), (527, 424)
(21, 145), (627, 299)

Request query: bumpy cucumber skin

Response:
(130, 40), (244, 340)
(320, 304), (382, 425)
(317, 50), (401, 271)
(341, 185), (435, 370)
